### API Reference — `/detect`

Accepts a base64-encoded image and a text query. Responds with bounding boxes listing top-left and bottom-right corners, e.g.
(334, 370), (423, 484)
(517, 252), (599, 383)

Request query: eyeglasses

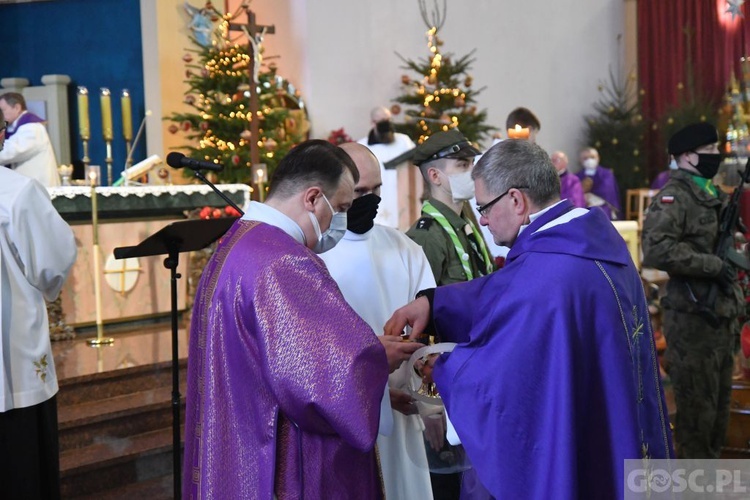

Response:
(0, 121), (7, 133)
(476, 186), (529, 217)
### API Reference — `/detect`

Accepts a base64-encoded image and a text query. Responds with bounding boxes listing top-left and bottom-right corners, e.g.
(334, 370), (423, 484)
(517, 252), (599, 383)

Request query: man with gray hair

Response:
(385, 139), (673, 498)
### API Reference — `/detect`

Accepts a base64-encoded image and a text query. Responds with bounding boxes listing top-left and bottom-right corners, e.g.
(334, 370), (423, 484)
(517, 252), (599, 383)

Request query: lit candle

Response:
(77, 87), (90, 139)
(507, 124), (530, 140)
(121, 89), (133, 141)
(100, 88), (113, 140)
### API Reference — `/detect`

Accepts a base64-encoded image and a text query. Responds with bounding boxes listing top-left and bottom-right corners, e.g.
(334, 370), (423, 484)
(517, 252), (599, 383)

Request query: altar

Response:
(51, 184), (250, 326)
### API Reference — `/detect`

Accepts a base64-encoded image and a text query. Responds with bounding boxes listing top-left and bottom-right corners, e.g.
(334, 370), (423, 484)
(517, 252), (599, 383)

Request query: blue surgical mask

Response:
(308, 194), (347, 253)
(669, 158), (678, 170)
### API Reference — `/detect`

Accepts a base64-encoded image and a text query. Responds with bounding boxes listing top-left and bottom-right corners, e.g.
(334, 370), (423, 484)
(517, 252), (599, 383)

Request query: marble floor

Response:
(52, 318), (189, 381)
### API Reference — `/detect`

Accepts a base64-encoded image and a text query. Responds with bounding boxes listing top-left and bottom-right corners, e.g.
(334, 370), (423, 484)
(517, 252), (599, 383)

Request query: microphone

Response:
(166, 152), (224, 172)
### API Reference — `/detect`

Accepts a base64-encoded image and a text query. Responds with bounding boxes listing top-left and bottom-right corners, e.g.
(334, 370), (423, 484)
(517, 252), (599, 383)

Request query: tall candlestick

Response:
(105, 141), (113, 186)
(77, 87), (90, 139)
(121, 89), (133, 141)
(100, 88), (113, 141)
(87, 170), (114, 347)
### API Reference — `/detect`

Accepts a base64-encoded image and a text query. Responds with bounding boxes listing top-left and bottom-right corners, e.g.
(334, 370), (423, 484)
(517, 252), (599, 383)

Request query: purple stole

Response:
(5, 111), (45, 139)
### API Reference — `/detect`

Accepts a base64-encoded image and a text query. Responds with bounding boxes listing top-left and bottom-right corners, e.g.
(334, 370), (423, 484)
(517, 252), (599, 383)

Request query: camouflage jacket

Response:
(642, 168), (743, 318)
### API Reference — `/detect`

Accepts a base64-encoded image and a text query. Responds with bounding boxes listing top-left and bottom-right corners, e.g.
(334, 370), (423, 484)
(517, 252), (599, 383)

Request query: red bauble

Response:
(182, 53), (193, 63)
(390, 104), (402, 115)
(200, 121), (209, 131)
(401, 75), (411, 85)
(181, 120), (192, 131)
(231, 154), (241, 166)
(168, 124), (179, 134)
(184, 95), (196, 105)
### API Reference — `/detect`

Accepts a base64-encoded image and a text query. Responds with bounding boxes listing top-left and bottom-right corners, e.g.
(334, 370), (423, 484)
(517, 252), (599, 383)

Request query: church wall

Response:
(297, 0), (627, 161)
(0, 0), (628, 178)
(0, 0), (146, 180)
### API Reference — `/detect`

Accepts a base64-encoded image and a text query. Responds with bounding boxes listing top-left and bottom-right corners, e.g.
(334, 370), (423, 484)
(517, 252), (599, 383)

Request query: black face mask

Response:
(369, 120), (395, 145)
(690, 152), (722, 179)
(346, 193), (381, 234)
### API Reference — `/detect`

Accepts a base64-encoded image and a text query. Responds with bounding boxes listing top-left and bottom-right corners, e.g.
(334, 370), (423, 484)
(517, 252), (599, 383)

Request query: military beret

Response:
(668, 122), (719, 156)
(412, 129), (481, 166)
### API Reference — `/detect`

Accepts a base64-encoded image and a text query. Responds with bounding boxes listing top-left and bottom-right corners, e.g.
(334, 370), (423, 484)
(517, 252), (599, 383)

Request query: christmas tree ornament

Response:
(183, 53), (194, 63)
(168, 124), (179, 134)
(231, 154), (240, 166)
(263, 138), (278, 151)
(455, 97), (465, 107)
(240, 130), (252, 140)
(200, 121), (209, 131)
(402, 75), (411, 85)
(390, 104), (402, 115)
(185, 95), (196, 105)
(181, 120), (192, 131)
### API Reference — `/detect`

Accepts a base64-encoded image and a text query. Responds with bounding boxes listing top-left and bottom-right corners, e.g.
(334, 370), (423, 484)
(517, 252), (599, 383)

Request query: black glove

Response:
(718, 263), (736, 290)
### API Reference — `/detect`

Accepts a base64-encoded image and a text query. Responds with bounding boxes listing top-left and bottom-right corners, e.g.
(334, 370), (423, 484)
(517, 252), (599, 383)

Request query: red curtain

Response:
(638, 0), (750, 177)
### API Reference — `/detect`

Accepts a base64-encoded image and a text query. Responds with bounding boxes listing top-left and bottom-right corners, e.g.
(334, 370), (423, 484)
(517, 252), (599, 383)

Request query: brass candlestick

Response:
(105, 141), (113, 186)
(81, 138), (90, 168)
(86, 170), (114, 347)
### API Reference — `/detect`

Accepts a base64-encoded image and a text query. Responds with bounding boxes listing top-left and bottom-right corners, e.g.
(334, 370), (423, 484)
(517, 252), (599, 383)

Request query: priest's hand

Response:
(380, 336), (422, 372)
(423, 412), (446, 451)
(389, 388), (417, 416)
(383, 296), (430, 339)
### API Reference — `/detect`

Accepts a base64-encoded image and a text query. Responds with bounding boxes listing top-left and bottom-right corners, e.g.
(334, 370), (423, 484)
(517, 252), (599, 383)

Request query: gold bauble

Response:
(611, 138), (619, 145)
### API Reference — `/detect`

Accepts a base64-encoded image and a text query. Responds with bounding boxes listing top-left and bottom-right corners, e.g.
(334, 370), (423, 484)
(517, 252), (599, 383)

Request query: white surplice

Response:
(0, 168), (76, 412)
(321, 224), (435, 500)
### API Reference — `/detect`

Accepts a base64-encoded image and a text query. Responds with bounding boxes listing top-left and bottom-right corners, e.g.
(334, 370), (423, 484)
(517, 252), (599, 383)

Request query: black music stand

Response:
(114, 217), (237, 499)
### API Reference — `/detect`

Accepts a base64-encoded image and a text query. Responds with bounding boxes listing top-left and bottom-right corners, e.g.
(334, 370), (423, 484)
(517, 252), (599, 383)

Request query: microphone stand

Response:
(192, 170), (245, 215)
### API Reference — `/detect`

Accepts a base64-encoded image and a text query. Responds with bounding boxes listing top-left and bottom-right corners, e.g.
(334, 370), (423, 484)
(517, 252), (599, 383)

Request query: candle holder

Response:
(253, 163), (268, 202)
(105, 140), (113, 186)
(86, 168), (114, 347)
(81, 138), (91, 169)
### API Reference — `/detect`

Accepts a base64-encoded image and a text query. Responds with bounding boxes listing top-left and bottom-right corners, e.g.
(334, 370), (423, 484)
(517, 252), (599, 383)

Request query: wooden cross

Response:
(229, 7), (275, 169)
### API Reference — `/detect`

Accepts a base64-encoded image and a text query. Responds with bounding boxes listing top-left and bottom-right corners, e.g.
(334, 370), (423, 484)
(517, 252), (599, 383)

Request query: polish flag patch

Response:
(660, 195), (675, 204)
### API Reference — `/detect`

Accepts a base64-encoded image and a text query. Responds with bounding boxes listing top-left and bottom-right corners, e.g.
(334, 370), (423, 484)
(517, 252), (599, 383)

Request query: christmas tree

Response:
(393, 2), (494, 145)
(167, 6), (309, 185)
(583, 68), (648, 197)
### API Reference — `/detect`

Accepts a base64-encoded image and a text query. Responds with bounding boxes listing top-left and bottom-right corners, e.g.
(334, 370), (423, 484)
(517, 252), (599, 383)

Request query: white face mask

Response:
(582, 158), (598, 173)
(308, 194), (347, 254)
(669, 158), (678, 170)
(442, 170), (475, 201)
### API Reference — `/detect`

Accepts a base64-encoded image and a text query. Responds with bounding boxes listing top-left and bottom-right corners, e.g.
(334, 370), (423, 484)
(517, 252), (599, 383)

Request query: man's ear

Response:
(510, 189), (527, 215)
(302, 186), (322, 211)
(427, 166), (442, 186)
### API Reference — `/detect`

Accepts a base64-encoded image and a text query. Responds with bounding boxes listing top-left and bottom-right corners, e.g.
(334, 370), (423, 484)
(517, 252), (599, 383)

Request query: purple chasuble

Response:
(650, 170), (671, 190)
(183, 220), (388, 499)
(431, 200), (674, 499)
(559, 171), (586, 208)
(5, 111), (45, 140)
(576, 166), (621, 219)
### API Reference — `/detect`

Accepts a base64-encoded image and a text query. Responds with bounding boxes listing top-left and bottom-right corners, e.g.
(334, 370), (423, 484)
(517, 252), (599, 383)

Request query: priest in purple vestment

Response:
(550, 151), (585, 208)
(576, 147), (621, 220)
(385, 140), (674, 499)
(184, 140), (422, 499)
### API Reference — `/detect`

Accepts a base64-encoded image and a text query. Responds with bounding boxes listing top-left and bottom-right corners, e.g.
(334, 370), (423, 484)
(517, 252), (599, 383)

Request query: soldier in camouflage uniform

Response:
(405, 130), (494, 499)
(407, 130), (494, 287)
(642, 122), (744, 458)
